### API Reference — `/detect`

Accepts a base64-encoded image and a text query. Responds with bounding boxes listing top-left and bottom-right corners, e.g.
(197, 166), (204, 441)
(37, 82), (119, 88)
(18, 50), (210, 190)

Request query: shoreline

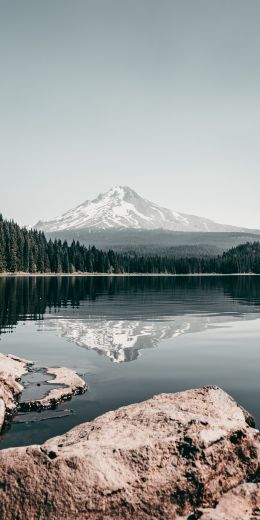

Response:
(0, 272), (259, 278)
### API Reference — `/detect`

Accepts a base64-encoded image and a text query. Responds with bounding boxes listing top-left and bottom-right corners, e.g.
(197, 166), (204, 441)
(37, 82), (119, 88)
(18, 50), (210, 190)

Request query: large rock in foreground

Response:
(0, 386), (259, 519)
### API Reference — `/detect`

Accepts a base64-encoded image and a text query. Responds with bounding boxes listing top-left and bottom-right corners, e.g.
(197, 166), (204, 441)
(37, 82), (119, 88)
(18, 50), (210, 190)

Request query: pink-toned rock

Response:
(0, 353), (31, 430)
(199, 483), (260, 519)
(0, 353), (87, 430)
(21, 366), (87, 411)
(0, 386), (259, 519)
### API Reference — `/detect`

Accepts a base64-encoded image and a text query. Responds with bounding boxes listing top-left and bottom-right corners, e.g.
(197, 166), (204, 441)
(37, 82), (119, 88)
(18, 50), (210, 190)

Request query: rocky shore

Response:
(0, 383), (260, 519)
(0, 353), (87, 431)
(20, 366), (87, 411)
(0, 353), (31, 430)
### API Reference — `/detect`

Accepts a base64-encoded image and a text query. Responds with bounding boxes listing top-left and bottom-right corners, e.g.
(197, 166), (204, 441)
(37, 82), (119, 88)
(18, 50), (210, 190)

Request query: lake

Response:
(0, 275), (260, 449)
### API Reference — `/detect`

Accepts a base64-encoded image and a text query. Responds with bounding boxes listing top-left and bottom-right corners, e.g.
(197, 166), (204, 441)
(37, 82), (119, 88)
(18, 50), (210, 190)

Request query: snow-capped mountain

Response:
(35, 186), (246, 233)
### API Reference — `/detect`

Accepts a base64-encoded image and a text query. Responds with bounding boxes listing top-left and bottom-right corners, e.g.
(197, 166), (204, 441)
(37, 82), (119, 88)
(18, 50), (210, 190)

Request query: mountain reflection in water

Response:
(1, 275), (260, 363)
(1, 274), (260, 449)
(40, 313), (259, 363)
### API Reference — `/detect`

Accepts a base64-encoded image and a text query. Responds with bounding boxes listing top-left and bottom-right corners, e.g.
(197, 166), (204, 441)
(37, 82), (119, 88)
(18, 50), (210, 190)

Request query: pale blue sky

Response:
(0, 0), (259, 227)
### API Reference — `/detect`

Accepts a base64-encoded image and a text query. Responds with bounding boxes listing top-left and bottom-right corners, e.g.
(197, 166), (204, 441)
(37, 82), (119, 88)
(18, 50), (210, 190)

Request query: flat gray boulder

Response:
(0, 386), (259, 519)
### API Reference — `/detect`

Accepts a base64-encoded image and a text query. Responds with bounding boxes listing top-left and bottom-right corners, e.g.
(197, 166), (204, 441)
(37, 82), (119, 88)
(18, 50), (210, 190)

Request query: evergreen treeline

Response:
(1, 275), (260, 335)
(1, 214), (260, 274)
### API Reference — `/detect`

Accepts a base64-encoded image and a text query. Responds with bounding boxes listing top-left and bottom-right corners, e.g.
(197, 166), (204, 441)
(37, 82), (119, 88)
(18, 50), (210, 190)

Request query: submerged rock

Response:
(0, 386), (259, 519)
(14, 408), (74, 424)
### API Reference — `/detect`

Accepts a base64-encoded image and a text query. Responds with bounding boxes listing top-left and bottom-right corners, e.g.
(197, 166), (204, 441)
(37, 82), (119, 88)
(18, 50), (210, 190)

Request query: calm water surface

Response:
(0, 275), (260, 449)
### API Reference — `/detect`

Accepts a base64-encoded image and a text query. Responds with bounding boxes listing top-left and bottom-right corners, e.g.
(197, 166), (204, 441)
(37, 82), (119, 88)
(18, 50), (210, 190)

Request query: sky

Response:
(0, 0), (259, 228)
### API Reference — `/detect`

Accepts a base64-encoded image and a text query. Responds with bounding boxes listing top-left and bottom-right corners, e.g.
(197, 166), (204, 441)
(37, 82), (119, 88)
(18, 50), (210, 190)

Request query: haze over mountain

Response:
(35, 186), (248, 233)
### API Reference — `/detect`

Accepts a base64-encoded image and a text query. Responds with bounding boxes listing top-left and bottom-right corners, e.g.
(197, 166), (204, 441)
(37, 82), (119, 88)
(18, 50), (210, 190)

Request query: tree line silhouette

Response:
(1, 214), (260, 274)
(1, 274), (260, 335)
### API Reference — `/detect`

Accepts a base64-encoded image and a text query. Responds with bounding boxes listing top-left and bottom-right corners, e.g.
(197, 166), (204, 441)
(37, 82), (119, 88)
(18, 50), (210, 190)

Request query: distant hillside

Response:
(45, 229), (260, 257)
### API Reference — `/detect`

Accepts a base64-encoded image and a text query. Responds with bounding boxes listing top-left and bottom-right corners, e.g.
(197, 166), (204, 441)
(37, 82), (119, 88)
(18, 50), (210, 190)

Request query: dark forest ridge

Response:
(45, 228), (260, 256)
(1, 214), (260, 275)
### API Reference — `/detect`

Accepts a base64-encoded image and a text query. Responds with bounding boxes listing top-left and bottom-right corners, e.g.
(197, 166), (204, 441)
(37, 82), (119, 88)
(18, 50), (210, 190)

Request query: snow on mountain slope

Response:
(35, 186), (245, 233)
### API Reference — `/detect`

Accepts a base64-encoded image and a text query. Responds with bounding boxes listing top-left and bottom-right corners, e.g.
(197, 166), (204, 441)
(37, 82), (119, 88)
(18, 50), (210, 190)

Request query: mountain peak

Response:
(108, 185), (133, 194)
(100, 185), (138, 198)
(35, 186), (245, 233)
